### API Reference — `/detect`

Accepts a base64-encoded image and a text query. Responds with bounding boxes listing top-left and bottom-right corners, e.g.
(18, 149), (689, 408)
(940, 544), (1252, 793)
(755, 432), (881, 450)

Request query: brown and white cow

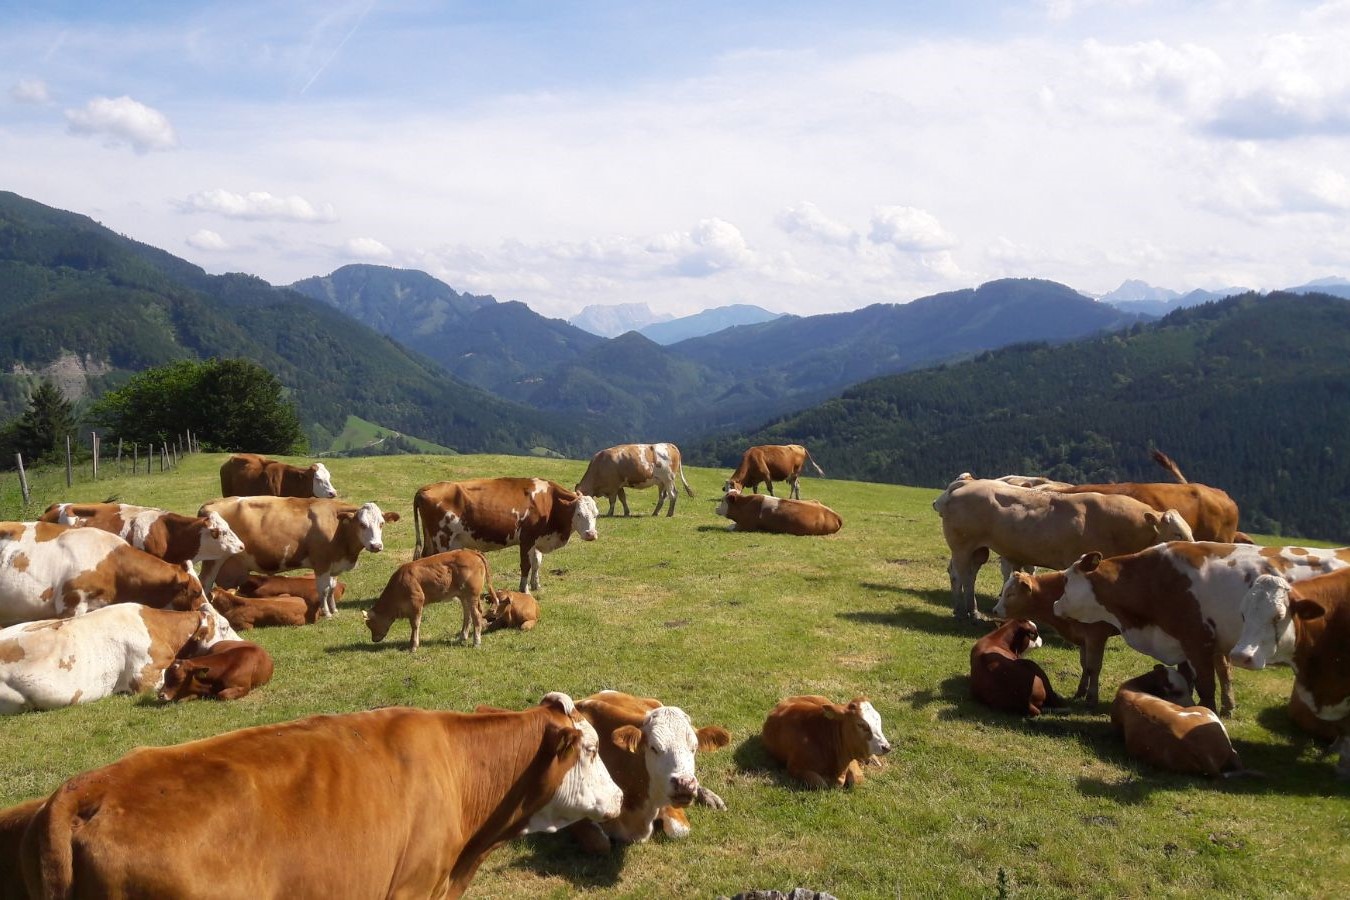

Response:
(197, 497), (398, 618)
(1110, 664), (1247, 777)
(716, 490), (843, 536)
(38, 502), (244, 569)
(576, 442), (695, 517)
(969, 619), (1067, 716)
(932, 476), (1194, 619)
(16, 694), (614, 899)
(0, 604), (237, 714)
(236, 573), (346, 606)
(413, 478), (598, 594)
(219, 452), (337, 499)
(760, 695), (892, 789)
(1052, 541), (1350, 715)
(485, 589), (539, 632)
(363, 550), (493, 651)
(0, 522), (208, 627)
(723, 444), (825, 500)
(210, 587), (319, 630)
(569, 690), (731, 853)
(158, 639), (275, 702)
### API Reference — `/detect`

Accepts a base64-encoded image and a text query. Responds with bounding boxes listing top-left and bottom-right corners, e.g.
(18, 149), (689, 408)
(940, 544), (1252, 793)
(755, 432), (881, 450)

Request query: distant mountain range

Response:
(570, 302), (671, 337)
(638, 304), (781, 345)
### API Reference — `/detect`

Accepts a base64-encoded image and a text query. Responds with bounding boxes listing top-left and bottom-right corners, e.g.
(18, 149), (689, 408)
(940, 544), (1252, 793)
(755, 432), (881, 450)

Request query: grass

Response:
(324, 414), (458, 455)
(3, 452), (1349, 898)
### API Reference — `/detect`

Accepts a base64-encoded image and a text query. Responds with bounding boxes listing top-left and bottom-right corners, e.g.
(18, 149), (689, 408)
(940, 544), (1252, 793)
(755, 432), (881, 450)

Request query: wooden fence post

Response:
(15, 454), (30, 506)
(92, 432), (99, 481)
(116, 438), (123, 471)
(65, 436), (73, 488)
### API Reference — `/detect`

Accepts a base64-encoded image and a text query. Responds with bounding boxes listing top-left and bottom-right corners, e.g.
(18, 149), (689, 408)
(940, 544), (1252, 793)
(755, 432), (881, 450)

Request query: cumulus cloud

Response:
(868, 206), (956, 252)
(1084, 39), (1227, 116)
(186, 229), (229, 251)
(182, 189), (337, 223)
(344, 236), (392, 259)
(655, 218), (755, 277)
(65, 95), (177, 152)
(10, 78), (50, 104)
(776, 201), (858, 246)
(1203, 158), (1350, 219)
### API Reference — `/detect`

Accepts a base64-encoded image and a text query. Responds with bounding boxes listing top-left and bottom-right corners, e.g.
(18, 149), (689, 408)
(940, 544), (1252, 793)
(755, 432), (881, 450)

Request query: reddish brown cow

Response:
(39, 502), (244, 567)
(364, 550), (493, 651)
(158, 640), (275, 701)
(760, 696), (892, 789)
(995, 571), (1119, 705)
(716, 490), (842, 536)
(0, 798), (41, 900)
(485, 589), (539, 632)
(219, 453), (337, 498)
(237, 573), (345, 606)
(723, 444), (824, 499)
(576, 442), (694, 517)
(210, 587), (318, 629)
(970, 619), (1066, 716)
(1110, 665), (1246, 777)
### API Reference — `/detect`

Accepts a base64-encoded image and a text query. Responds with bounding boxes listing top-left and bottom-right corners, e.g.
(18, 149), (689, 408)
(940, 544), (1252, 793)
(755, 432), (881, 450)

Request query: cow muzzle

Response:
(366, 541), (384, 553)
(1228, 646), (1264, 670)
(581, 530), (598, 542)
(668, 775), (698, 807)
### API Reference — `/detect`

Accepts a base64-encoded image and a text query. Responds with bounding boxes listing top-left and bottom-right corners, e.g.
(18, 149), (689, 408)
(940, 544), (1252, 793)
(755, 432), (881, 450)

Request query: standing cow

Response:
(723, 444), (825, 499)
(39, 502), (244, 568)
(364, 550), (494, 651)
(219, 453), (337, 498)
(575, 442), (694, 517)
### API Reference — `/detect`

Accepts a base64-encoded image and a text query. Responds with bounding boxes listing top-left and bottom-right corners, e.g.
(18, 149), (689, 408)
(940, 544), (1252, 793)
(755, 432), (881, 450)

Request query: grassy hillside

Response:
(324, 414), (457, 455)
(2, 454), (1346, 897)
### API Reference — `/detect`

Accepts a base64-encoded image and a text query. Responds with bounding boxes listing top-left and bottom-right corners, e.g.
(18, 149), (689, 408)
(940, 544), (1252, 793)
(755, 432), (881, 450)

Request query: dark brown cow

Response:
(760, 696), (892, 789)
(38, 502), (244, 567)
(716, 490), (842, 535)
(969, 619), (1066, 716)
(237, 573), (345, 606)
(210, 587), (318, 629)
(412, 478), (598, 593)
(723, 444), (824, 499)
(158, 640), (274, 701)
(0, 798), (41, 900)
(575, 442), (694, 517)
(485, 589), (539, 632)
(219, 453), (337, 498)
(1110, 665), (1246, 777)
(363, 550), (493, 651)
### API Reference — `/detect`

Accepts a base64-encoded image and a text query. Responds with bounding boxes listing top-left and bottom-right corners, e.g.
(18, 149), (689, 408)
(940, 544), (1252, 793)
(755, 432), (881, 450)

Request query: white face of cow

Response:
(198, 600), (241, 648)
(1054, 563), (1119, 627)
(312, 463), (338, 498)
(200, 511), (246, 560)
(642, 706), (704, 807)
(354, 502), (388, 552)
(1157, 509), (1194, 543)
(526, 717), (624, 834)
(1230, 574), (1296, 670)
(857, 701), (892, 757)
(573, 494), (599, 542)
(715, 490), (739, 518)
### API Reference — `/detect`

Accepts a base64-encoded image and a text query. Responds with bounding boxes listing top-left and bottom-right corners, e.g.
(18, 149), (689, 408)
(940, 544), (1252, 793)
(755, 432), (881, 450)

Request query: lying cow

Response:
(0, 798), (41, 900)
(570, 690), (731, 853)
(1110, 665), (1247, 777)
(716, 490), (843, 535)
(485, 589), (539, 632)
(38, 502), (244, 568)
(219, 453), (337, 498)
(760, 695), (892, 789)
(413, 477), (598, 593)
(210, 587), (319, 629)
(576, 442), (695, 517)
(364, 549), (493, 651)
(932, 476), (1193, 619)
(0, 522), (207, 626)
(724, 444), (825, 499)
(15, 694), (616, 898)
(969, 619), (1066, 717)
(237, 573), (345, 606)
(158, 640), (274, 702)
(0, 604), (236, 714)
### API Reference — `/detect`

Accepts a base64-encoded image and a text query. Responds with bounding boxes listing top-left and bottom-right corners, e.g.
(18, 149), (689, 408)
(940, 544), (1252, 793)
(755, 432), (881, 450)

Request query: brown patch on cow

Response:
(58, 653), (77, 670)
(1227, 559), (1238, 568)
(1168, 542), (1219, 570)
(33, 522), (68, 542)
(0, 640), (25, 663)
(1290, 547), (1309, 556)
(11, 552), (29, 572)
(40, 587), (54, 603)
(67, 690), (83, 706)
(0, 522), (24, 541)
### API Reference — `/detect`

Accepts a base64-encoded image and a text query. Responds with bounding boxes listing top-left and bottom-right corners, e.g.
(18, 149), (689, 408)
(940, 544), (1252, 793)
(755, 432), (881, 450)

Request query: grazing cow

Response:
(485, 589), (539, 632)
(0, 523), (208, 627)
(716, 490), (843, 536)
(576, 442), (695, 517)
(723, 444), (825, 500)
(237, 573), (345, 606)
(760, 695), (892, 789)
(38, 502), (245, 568)
(0, 798), (41, 900)
(932, 476), (1194, 619)
(1052, 542), (1350, 715)
(1229, 570), (1350, 776)
(218, 453), (337, 499)
(197, 497), (398, 617)
(158, 640), (274, 702)
(363, 550), (493, 651)
(0, 604), (236, 714)
(412, 478), (598, 594)
(1110, 665), (1247, 777)
(969, 619), (1066, 716)
(570, 690), (731, 853)
(210, 587), (318, 630)
(16, 694), (614, 899)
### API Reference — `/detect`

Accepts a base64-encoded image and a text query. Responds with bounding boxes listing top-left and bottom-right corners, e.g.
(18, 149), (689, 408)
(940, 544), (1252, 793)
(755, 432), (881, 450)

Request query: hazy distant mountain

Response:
(570, 302), (672, 337)
(638, 304), (782, 345)
(1100, 279), (1179, 304)
(1102, 281), (1249, 318)
(1285, 277), (1350, 300)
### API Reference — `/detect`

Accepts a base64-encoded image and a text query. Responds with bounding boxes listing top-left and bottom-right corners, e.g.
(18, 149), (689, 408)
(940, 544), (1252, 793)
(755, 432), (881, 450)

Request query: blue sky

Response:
(4, 1), (1349, 318)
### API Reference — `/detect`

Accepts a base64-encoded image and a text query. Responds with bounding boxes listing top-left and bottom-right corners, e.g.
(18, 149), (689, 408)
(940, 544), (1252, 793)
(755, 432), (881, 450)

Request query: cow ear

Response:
(383, 512), (401, 523)
(336, 510), (356, 521)
(822, 704), (848, 720)
(1075, 552), (1103, 573)
(1144, 511), (1160, 527)
(189, 665), (211, 678)
(552, 723), (581, 758)
(1292, 598), (1326, 621)
(612, 725), (644, 753)
(696, 725), (731, 752)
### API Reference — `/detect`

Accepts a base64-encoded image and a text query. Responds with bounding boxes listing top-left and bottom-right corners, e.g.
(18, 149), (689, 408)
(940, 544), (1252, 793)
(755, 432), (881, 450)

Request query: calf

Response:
(969, 619), (1066, 716)
(723, 443), (825, 499)
(364, 549), (493, 651)
(237, 573), (345, 606)
(760, 695), (892, 789)
(39, 502), (244, 569)
(210, 587), (318, 630)
(576, 442), (695, 517)
(716, 490), (843, 535)
(994, 571), (1119, 705)
(158, 640), (274, 701)
(485, 589), (539, 632)
(1110, 665), (1246, 777)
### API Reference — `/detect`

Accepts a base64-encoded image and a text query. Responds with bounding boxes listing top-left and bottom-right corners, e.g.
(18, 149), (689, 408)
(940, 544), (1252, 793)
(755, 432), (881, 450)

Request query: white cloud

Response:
(868, 206), (957, 252)
(65, 95), (177, 152)
(343, 236), (392, 259)
(10, 78), (50, 104)
(185, 229), (228, 251)
(650, 218), (755, 277)
(777, 201), (858, 246)
(182, 189), (337, 223)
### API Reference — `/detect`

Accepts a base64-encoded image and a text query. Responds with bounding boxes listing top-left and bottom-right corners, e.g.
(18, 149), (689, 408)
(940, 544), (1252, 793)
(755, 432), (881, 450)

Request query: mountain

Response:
(290, 265), (493, 337)
(1285, 277), (1350, 300)
(1100, 279), (1179, 304)
(1103, 282), (1250, 318)
(696, 292), (1350, 540)
(638, 304), (782, 345)
(570, 302), (672, 337)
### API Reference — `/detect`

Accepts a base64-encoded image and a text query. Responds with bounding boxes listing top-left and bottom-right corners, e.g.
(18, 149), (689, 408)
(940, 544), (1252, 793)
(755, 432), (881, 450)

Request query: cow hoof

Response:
(694, 787), (726, 810)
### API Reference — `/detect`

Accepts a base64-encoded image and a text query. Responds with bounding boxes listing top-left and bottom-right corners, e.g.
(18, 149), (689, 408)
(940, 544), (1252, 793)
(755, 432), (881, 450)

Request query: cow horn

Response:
(360, 610), (369, 622)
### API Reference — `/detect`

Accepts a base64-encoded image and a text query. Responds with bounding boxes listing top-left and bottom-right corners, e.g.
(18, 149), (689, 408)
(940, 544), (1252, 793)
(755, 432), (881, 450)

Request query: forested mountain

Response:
(695, 292), (1350, 540)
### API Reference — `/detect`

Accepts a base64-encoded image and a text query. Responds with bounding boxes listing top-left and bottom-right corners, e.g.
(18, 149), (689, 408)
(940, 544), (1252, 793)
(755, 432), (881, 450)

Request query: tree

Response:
(11, 381), (77, 463)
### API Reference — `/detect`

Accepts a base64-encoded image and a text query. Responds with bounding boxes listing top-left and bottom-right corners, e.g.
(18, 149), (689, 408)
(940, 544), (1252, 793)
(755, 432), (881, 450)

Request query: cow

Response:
(485, 589), (539, 632)
(723, 444), (825, 500)
(0, 522), (208, 627)
(575, 442), (695, 517)
(236, 573), (345, 606)
(569, 690), (731, 853)
(716, 490), (843, 536)
(994, 570), (1120, 706)
(1051, 541), (1350, 715)
(1047, 471), (1240, 543)
(1229, 570), (1350, 776)
(363, 550), (493, 651)
(412, 478), (598, 594)
(16, 693), (616, 899)
(0, 604), (237, 714)
(218, 452), (337, 499)
(969, 619), (1066, 716)
(210, 587), (318, 629)
(1110, 664), (1248, 777)
(197, 497), (398, 618)
(158, 640), (275, 702)
(0, 798), (41, 900)
(38, 502), (244, 569)
(932, 476), (1194, 619)
(760, 695), (892, 789)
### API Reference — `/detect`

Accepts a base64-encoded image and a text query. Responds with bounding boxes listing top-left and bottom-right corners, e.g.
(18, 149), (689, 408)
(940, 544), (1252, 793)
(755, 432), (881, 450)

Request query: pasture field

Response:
(2, 452), (1348, 898)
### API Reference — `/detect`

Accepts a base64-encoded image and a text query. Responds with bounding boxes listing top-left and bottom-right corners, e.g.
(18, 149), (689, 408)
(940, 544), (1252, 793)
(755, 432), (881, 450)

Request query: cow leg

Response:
(216, 686), (249, 701)
(198, 557), (224, 592)
(569, 820), (613, 855)
(519, 545), (543, 593)
(1188, 648), (1218, 713)
(949, 548), (986, 620)
(316, 571), (337, 618)
(764, 479), (774, 497)
(605, 495), (617, 516)
(1216, 651), (1236, 716)
(789, 476), (800, 500)
(666, 484), (677, 516)
(618, 488), (631, 517)
(409, 607), (422, 652)
(843, 759), (866, 788)
(651, 488), (666, 517)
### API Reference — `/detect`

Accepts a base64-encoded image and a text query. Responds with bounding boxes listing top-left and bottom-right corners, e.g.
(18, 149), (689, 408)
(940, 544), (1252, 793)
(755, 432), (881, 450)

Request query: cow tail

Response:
(24, 790), (78, 900)
(1150, 449), (1188, 484)
(413, 495), (424, 560)
(476, 550), (495, 603)
(679, 463), (695, 498)
(806, 449), (825, 477)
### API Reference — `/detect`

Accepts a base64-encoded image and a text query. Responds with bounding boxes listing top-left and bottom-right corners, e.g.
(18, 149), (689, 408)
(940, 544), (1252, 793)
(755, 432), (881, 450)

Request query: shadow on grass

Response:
(836, 604), (990, 639)
(505, 833), (629, 890)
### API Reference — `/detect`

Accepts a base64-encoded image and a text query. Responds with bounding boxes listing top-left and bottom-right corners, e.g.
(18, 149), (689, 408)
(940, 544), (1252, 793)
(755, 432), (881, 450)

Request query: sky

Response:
(3, 0), (1349, 320)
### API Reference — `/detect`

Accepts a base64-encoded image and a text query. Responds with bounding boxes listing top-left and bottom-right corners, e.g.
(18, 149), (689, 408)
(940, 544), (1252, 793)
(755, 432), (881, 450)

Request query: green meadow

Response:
(2, 453), (1348, 898)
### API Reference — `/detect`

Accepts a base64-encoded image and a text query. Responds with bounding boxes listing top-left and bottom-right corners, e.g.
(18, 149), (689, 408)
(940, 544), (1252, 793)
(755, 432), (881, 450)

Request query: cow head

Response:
(1147, 509), (1194, 543)
(338, 502), (399, 553)
(611, 706), (731, 809)
(823, 698), (892, 761)
(722, 478), (743, 493)
(1230, 574), (1306, 669)
(198, 600), (241, 648)
(310, 463), (338, 499)
(572, 493), (599, 542)
(362, 606), (395, 643)
(715, 489), (741, 518)
(158, 659), (215, 702)
(1054, 552), (1118, 626)
(525, 693), (624, 834)
(993, 572), (1035, 619)
(1007, 620), (1043, 656)
(199, 511), (246, 560)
